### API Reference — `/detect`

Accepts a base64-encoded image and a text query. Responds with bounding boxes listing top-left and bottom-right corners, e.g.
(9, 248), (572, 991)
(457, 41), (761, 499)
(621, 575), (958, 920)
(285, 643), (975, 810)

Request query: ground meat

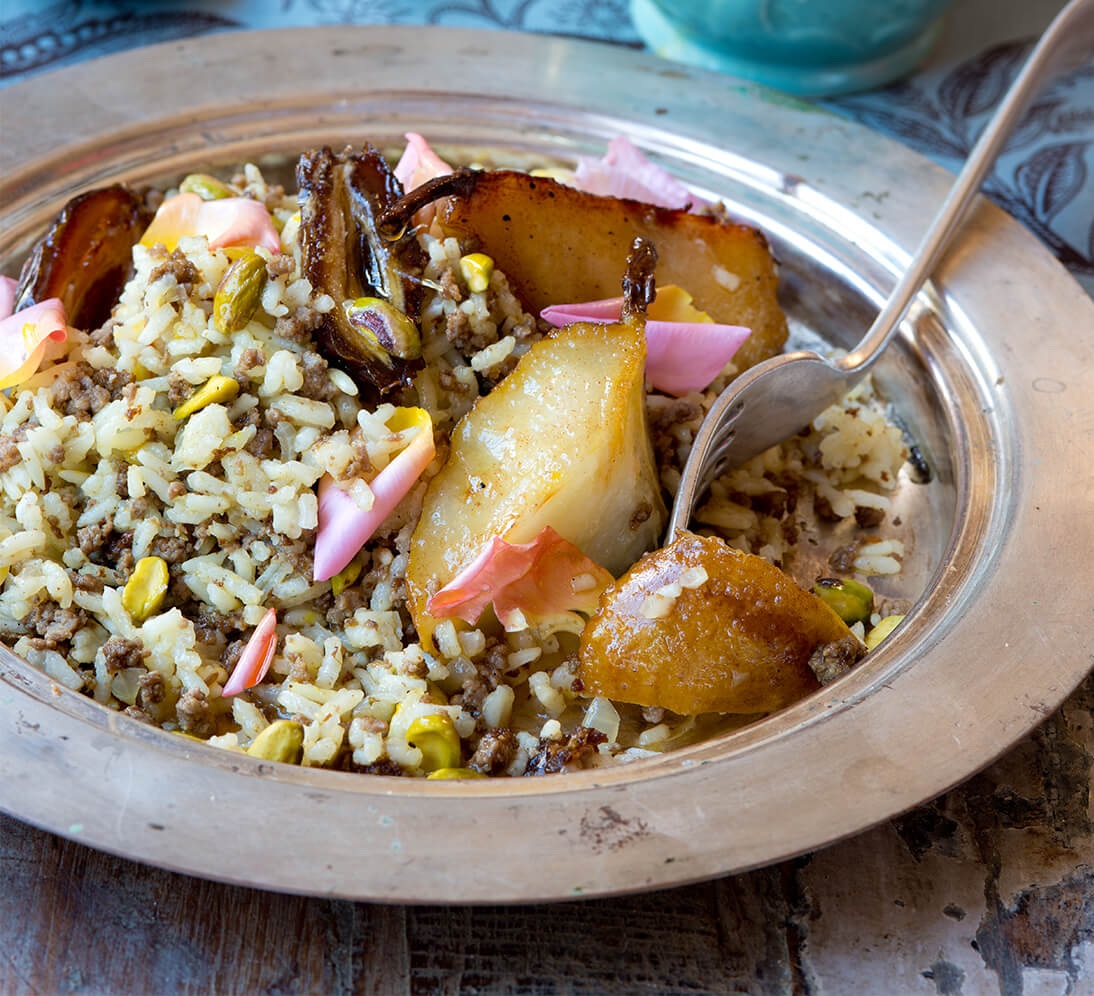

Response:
(444, 307), (494, 354)
(123, 705), (154, 725)
(236, 347), (266, 378)
(244, 427), (278, 460)
(77, 520), (112, 558)
(223, 639), (245, 674)
(149, 526), (191, 564)
(855, 505), (886, 529)
(468, 729), (518, 775)
(176, 689), (214, 737)
(525, 727), (607, 776)
(456, 674), (497, 715)
(266, 254), (295, 279)
(325, 587), (368, 630)
(167, 371), (192, 407)
(298, 350), (337, 402)
(439, 266), (463, 303)
(25, 601), (88, 647)
(343, 757), (405, 777)
(72, 573), (105, 595)
(148, 247), (200, 287)
(274, 305), (323, 342)
(137, 670), (165, 710)
(99, 635), (146, 674)
(49, 362), (112, 417)
(648, 397), (701, 468)
(808, 634), (866, 685)
(828, 543), (860, 574)
(0, 432), (22, 473)
(89, 317), (119, 347)
(193, 605), (242, 647)
(752, 489), (790, 519)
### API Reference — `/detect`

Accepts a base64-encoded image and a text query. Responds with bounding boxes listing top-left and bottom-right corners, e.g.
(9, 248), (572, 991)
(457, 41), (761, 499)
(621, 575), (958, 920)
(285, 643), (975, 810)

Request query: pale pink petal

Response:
(394, 132), (453, 191)
(140, 193), (280, 253)
(0, 298), (69, 390)
(221, 607), (278, 697)
(313, 408), (436, 582)
(643, 320), (750, 396)
(427, 527), (613, 632)
(573, 136), (710, 211)
(0, 276), (17, 320)
(540, 296), (750, 396)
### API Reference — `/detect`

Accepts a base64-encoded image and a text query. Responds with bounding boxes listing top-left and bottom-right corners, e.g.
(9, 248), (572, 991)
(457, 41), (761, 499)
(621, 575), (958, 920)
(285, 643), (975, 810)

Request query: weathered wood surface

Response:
(2, 671), (1091, 995)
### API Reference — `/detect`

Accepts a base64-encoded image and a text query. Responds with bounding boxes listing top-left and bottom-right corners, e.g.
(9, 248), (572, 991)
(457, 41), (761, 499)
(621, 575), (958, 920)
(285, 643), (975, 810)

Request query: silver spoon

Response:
(667, 0), (1094, 539)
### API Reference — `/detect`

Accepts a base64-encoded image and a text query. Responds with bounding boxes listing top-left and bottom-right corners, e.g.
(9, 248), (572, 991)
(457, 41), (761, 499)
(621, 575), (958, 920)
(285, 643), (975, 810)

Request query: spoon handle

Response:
(837, 0), (1094, 375)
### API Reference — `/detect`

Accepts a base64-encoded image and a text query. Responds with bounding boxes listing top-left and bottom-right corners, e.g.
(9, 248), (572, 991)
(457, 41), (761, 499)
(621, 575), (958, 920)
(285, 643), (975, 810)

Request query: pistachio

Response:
(179, 173), (234, 201)
(865, 614), (905, 651)
(173, 374), (240, 420)
(813, 577), (875, 624)
(121, 556), (169, 623)
(213, 249), (267, 335)
(330, 555), (365, 597)
(459, 252), (494, 294)
(246, 720), (305, 764)
(427, 767), (487, 780)
(406, 713), (461, 772)
(343, 297), (421, 361)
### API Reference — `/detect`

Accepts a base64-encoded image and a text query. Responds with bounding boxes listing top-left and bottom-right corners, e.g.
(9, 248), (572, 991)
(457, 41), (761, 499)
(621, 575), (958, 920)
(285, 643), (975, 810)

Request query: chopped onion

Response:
(140, 193), (281, 253)
(427, 526), (613, 632)
(573, 136), (710, 212)
(313, 407), (435, 582)
(221, 607), (278, 697)
(0, 298), (68, 390)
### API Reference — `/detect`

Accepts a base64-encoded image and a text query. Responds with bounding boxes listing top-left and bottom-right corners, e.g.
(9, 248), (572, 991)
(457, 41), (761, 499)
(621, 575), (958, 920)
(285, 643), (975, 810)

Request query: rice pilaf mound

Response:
(0, 159), (911, 776)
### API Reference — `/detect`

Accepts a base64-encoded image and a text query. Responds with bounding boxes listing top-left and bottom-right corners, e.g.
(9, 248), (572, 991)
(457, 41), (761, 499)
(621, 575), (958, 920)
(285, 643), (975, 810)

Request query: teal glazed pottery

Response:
(630, 0), (957, 95)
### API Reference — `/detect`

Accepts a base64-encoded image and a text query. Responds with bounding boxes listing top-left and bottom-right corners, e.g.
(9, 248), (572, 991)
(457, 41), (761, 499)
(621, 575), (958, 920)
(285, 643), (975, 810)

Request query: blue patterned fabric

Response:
(2, 0), (1090, 292)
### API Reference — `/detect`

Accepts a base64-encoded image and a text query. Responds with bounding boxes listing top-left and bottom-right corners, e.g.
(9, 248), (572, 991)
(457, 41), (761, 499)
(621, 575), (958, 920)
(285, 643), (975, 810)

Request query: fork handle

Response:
(837, 0), (1094, 375)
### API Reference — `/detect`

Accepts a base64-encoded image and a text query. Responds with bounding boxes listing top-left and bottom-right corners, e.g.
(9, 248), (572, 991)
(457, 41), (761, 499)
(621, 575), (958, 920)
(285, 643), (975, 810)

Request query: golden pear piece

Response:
(406, 319), (666, 652)
(579, 532), (860, 715)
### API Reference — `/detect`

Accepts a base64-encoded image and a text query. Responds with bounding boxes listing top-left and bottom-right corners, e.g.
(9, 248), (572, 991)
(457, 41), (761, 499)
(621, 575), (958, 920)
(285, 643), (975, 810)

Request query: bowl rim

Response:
(1, 25), (1091, 903)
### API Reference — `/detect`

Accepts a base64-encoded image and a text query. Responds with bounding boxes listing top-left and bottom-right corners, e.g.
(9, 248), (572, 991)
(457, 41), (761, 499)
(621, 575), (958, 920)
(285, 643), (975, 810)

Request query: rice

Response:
(0, 157), (914, 777)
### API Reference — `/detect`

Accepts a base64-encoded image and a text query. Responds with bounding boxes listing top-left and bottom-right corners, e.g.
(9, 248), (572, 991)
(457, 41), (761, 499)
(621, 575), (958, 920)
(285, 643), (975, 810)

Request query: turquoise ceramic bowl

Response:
(630, 0), (957, 96)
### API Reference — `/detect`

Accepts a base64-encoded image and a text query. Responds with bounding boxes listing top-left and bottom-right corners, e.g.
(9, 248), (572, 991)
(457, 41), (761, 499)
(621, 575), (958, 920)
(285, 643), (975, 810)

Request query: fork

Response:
(666, 0), (1094, 540)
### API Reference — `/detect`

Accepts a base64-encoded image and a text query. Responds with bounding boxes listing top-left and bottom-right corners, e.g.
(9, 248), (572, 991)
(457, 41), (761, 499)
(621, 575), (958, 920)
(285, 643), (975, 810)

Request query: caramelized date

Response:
(15, 185), (150, 330)
(296, 146), (426, 395)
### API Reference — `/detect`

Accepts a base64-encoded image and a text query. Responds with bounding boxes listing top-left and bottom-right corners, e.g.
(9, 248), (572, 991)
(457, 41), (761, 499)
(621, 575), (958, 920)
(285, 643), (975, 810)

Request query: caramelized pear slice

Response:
(383, 169), (787, 374)
(15, 184), (150, 330)
(579, 532), (861, 715)
(406, 318), (666, 652)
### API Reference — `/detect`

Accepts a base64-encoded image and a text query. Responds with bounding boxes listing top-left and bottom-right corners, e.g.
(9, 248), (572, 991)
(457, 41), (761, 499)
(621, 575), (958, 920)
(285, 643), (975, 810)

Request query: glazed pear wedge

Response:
(431, 170), (788, 374)
(406, 318), (666, 652)
(579, 532), (862, 715)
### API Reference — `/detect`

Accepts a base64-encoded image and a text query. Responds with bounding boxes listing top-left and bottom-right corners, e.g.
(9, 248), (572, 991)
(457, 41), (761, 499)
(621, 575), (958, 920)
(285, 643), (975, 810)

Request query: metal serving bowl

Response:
(1, 27), (1091, 902)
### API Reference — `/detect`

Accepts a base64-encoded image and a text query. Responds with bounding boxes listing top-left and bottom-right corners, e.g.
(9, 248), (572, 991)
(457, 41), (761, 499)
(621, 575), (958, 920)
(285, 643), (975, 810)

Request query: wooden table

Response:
(3, 668), (1090, 992)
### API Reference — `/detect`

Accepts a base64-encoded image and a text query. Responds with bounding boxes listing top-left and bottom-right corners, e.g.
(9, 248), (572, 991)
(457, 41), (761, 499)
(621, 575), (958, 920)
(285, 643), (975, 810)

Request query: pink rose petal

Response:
(0, 276), (17, 320)
(541, 295), (750, 396)
(573, 136), (710, 212)
(313, 408), (436, 582)
(427, 527), (613, 632)
(221, 607), (278, 697)
(140, 193), (281, 253)
(0, 298), (69, 390)
(394, 132), (453, 191)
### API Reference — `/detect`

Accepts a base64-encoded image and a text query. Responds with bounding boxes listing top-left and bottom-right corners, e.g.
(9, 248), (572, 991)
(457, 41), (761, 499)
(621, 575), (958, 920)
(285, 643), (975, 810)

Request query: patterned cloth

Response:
(2, 0), (1091, 292)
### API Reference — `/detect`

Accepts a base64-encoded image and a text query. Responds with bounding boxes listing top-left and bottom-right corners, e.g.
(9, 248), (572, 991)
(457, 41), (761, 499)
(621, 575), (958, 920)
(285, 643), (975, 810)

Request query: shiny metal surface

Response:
(668, 0), (1094, 536)
(0, 27), (1091, 903)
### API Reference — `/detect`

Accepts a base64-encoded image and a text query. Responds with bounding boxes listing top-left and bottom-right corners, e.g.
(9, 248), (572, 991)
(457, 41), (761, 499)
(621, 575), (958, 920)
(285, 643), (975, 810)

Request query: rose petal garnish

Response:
(313, 407), (436, 582)
(427, 526), (613, 632)
(0, 298), (69, 391)
(394, 133), (454, 229)
(541, 285), (750, 396)
(140, 193), (280, 253)
(573, 136), (710, 212)
(0, 276), (17, 320)
(221, 607), (278, 697)
(394, 132), (453, 191)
